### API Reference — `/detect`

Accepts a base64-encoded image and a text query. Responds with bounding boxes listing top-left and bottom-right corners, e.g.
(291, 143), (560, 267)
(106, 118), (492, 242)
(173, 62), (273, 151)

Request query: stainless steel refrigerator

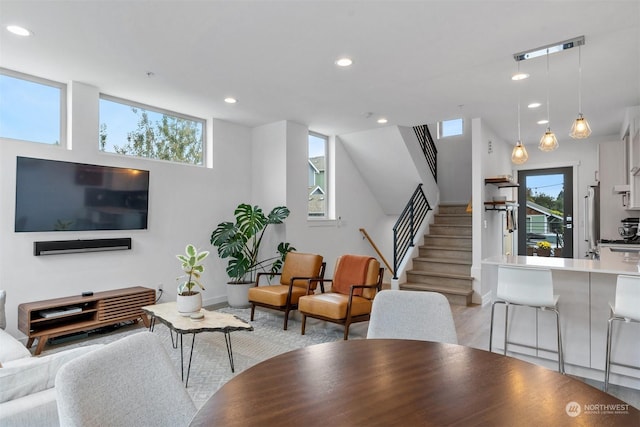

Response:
(584, 184), (600, 258)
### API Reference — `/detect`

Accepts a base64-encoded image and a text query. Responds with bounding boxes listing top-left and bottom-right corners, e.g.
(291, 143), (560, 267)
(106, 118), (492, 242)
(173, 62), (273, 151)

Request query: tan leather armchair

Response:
(298, 255), (383, 340)
(249, 252), (325, 330)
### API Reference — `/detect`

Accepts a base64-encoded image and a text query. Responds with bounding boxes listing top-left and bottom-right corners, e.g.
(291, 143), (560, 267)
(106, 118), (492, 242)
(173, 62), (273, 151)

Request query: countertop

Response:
(482, 255), (640, 275)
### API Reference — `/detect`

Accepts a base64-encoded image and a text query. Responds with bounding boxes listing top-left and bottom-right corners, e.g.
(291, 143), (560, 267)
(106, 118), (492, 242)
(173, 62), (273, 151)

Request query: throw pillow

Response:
(0, 344), (103, 403)
(0, 329), (31, 364)
(0, 290), (6, 329)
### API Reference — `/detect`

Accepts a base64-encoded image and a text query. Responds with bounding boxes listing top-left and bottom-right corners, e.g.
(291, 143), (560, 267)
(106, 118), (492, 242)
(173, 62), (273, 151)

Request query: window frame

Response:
(99, 93), (206, 166)
(0, 67), (67, 146)
(437, 118), (464, 139)
(308, 131), (329, 219)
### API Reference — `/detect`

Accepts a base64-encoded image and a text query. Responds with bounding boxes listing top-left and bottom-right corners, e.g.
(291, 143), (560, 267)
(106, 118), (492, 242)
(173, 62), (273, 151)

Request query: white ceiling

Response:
(1, 0), (639, 146)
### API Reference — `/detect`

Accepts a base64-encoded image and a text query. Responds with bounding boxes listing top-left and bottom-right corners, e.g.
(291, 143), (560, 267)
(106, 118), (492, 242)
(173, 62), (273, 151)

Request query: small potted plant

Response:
(176, 244), (209, 314)
(535, 241), (552, 257)
(210, 203), (295, 308)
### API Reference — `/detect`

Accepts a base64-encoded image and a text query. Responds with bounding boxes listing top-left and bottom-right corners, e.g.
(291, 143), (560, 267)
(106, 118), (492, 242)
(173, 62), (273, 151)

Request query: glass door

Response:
(517, 167), (573, 258)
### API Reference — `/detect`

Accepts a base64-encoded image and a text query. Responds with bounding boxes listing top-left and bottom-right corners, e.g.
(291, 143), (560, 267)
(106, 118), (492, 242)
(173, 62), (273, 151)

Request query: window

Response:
(308, 132), (328, 217)
(0, 69), (66, 145)
(99, 95), (205, 165)
(437, 118), (463, 139)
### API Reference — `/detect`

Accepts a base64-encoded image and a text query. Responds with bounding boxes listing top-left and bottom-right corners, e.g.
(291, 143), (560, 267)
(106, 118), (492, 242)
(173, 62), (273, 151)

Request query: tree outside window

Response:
(99, 95), (204, 165)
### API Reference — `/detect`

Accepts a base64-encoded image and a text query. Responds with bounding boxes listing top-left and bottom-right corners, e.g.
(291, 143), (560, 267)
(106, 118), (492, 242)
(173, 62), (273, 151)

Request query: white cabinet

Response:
(590, 273), (640, 380)
(483, 257), (640, 389)
(599, 141), (628, 238)
(624, 106), (640, 209)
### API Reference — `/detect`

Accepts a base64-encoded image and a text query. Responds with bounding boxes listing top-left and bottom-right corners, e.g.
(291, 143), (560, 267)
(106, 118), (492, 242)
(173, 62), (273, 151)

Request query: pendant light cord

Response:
(517, 63), (522, 141)
(578, 45), (583, 115)
(546, 49), (551, 130)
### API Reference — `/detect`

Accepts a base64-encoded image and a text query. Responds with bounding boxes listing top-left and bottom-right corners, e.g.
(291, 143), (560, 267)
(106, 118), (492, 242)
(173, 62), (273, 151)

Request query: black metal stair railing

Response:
(392, 184), (431, 279)
(413, 124), (437, 182)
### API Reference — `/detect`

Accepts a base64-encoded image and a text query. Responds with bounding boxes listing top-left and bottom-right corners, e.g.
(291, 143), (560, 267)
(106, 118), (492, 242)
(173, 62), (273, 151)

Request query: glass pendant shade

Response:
(570, 45), (592, 139)
(539, 129), (559, 151)
(538, 50), (559, 153)
(570, 114), (592, 139)
(511, 140), (528, 164)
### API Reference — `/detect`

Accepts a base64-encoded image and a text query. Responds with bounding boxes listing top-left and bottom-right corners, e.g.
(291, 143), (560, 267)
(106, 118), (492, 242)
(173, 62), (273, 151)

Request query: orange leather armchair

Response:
(298, 255), (383, 340)
(249, 252), (325, 330)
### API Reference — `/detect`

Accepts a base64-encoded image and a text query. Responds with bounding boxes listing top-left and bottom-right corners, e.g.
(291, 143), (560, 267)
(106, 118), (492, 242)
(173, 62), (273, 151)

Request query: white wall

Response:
(471, 118), (513, 303)
(435, 120), (472, 204)
(0, 80), (392, 338)
(0, 82), (256, 337)
(285, 131), (388, 279)
(247, 119), (390, 279)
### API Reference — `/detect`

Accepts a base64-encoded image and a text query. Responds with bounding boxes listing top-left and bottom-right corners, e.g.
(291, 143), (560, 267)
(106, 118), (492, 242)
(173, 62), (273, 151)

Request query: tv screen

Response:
(15, 157), (149, 232)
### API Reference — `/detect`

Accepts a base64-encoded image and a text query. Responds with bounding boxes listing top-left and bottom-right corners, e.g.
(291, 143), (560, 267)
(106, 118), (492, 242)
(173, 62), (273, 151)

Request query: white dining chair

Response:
(604, 274), (640, 391)
(489, 265), (564, 373)
(366, 290), (458, 344)
(56, 332), (198, 427)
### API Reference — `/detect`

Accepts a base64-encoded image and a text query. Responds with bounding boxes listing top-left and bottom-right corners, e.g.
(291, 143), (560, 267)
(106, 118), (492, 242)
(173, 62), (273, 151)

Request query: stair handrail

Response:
(413, 124), (437, 182)
(359, 228), (394, 277)
(392, 184), (431, 279)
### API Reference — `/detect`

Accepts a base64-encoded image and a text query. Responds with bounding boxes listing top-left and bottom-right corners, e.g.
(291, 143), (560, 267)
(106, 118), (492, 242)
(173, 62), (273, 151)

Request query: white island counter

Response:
(482, 254), (640, 390)
(483, 254), (640, 276)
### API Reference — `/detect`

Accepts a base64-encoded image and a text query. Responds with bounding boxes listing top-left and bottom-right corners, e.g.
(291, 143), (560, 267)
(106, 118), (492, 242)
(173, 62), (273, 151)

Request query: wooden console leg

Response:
(34, 336), (48, 355)
(140, 314), (151, 328)
(26, 337), (35, 348)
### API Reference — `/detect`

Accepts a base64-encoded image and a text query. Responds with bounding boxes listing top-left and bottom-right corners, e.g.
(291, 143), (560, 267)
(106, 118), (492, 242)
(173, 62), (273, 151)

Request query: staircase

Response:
(400, 203), (473, 305)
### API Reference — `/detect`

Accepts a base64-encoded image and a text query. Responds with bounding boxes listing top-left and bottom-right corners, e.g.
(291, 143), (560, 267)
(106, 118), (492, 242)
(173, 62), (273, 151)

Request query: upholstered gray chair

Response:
(366, 290), (458, 344)
(56, 332), (197, 427)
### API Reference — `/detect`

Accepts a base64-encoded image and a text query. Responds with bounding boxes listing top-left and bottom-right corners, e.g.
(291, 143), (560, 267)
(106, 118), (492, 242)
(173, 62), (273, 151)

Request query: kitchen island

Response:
(482, 254), (640, 390)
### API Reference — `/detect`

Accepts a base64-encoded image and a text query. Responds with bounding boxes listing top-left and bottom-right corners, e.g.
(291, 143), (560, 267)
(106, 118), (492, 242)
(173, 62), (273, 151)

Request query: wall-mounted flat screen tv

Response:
(15, 157), (149, 232)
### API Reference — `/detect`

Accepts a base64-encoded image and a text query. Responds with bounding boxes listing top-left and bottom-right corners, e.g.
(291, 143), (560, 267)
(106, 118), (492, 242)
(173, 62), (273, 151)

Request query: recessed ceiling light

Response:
(335, 57), (353, 67)
(528, 102), (542, 109)
(377, 118), (388, 124)
(511, 72), (530, 81)
(224, 97), (237, 104)
(7, 25), (31, 36)
(537, 119), (549, 125)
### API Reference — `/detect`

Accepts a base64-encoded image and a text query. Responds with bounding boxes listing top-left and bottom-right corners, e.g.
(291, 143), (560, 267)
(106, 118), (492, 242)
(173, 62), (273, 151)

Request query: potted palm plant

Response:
(210, 203), (294, 308)
(176, 244), (209, 315)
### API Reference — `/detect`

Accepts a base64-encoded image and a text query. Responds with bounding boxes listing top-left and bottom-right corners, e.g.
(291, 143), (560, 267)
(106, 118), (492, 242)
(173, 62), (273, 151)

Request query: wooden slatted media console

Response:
(18, 286), (156, 355)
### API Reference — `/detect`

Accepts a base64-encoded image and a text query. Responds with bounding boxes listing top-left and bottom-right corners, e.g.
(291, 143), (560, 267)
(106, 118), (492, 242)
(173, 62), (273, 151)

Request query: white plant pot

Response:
(226, 282), (252, 308)
(176, 292), (202, 315)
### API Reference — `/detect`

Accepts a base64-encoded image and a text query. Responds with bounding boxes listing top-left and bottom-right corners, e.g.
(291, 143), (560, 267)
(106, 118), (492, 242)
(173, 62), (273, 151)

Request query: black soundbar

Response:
(34, 238), (132, 256)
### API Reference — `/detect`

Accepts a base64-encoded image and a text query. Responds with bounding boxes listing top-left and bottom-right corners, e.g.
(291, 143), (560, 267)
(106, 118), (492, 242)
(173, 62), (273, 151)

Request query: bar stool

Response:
(604, 274), (640, 391)
(489, 265), (564, 373)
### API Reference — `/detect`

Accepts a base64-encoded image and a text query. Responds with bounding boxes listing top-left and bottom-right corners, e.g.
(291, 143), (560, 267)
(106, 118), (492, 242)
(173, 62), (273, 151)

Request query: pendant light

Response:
(539, 49), (558, 151)
(570, 44), (592, 138)
(511, 68), (528, 164)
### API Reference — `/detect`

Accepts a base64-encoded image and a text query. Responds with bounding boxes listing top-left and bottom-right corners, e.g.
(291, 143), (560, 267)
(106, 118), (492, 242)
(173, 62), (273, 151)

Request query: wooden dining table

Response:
(189, 339), (639, 426)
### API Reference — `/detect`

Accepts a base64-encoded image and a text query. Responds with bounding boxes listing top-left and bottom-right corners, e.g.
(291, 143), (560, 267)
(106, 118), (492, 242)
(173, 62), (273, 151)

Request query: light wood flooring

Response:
(450, 302), (640, 410)
(210, 300), (639, 408)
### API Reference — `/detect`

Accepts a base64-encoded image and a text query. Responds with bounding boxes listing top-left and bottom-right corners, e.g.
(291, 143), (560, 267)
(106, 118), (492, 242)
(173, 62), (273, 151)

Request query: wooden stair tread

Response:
(420, 245), (472, 252)
(406, 270), (473, 280)
(426, 234), (471, 239)
(400, 283), (473, 296)
(431, 224), (472, 228)
(413, 257), (471, 265)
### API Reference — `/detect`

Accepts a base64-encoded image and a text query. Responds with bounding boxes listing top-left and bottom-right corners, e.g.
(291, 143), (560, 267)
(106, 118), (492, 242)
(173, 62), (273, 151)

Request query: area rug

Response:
(41, 307), (366, 408)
